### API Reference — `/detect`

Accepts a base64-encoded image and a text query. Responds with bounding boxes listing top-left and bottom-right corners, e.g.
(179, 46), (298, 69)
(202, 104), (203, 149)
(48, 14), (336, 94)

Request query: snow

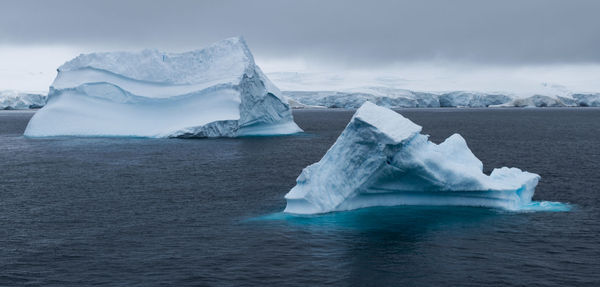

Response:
(267, 63), (600, 100)
(572, 93), (600, 107)
(284, 88), (600, 109)
(268, 65), (600, 109)
(283, 89), (515, 109)
(438, 91), (511, 107)
(510, 95), (575, 108)
(283, 88), (440, 109)
(284, 102), (541, 214)
(0, 90), (47, 110)
(24, 37), (302, 138)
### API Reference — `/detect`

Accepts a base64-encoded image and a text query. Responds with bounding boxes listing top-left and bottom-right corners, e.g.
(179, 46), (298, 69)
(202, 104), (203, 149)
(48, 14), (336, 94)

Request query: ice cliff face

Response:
(438, 91), (511, 107)
(24, 37), (302, 137)
(0, 90), (46, 110)
(283, 89), (514, 109)
(284, 102), (540, 214)
(283, 88), (440, 109)
(572, 93), (600, 107)
(284, 89), (600, 109)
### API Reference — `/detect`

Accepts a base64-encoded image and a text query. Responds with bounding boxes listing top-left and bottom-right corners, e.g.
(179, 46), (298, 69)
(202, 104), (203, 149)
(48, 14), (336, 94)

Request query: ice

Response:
(284, 88), (600, 109)
(438, 91), (511, 107)
(283, 88), (516, 109)
(283, 87), (441, 109)
(0, 90), (47, 110)
(510, 95), (576, 108)
(268, 64), (600, 105)
(572, 93), (600, 107)
(284, 102), (541, 214)
(24, 37), (302, 138)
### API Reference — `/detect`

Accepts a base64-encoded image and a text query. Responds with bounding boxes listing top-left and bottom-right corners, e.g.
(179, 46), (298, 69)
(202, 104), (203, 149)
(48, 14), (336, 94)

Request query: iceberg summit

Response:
(284, 102), (540, 214)
(24, 37), (302, 138)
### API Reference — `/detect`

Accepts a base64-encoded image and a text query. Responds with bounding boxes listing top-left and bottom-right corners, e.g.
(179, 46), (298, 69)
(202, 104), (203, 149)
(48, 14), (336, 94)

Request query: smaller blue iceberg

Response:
(285, 101), (546, 214)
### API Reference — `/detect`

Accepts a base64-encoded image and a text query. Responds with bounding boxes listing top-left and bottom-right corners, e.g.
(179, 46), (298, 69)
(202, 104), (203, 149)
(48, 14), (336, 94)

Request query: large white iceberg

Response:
(24, 37), (302, 138)
(284, 102), (540, 214)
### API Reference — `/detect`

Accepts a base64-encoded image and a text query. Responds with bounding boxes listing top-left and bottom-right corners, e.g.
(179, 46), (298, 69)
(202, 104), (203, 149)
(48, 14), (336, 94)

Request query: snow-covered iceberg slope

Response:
(1, 90), (46, 110)
(24, 37), (302, 138)
(284, 102), (540, 214)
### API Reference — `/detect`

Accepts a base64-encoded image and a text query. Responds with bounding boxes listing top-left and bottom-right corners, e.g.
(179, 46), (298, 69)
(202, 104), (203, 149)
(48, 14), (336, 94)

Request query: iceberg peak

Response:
(57, 36), (255, 86)
(352, 101), (422, 143)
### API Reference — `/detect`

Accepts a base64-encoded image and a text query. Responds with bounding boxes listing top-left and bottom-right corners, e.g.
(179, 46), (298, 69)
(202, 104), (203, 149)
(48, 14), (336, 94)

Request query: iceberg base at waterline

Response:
(284, 101), (559, 214)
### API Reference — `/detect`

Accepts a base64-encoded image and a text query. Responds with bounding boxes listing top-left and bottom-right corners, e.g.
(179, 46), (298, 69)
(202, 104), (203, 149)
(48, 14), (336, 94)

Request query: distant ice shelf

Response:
(24, 37), (302, 138)
(284, 101), (543, 214)
(0, 90), (46, 110)
(283, 88), (600, 109)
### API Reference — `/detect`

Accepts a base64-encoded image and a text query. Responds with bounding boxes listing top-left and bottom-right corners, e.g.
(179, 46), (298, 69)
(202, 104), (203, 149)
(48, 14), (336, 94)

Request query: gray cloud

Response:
(1, 0), (599, 66)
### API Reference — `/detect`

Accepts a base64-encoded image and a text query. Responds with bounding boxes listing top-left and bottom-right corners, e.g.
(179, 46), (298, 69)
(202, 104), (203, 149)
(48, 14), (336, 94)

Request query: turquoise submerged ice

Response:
(24, 37), (301, 138)
(284, 102), (541, 214)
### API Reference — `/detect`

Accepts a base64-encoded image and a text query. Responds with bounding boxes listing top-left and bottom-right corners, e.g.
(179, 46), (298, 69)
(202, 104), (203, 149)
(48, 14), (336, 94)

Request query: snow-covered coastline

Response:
(0, 90), (47, 110)
(284, 88), (600, 109)
(267, 65), (600, 109)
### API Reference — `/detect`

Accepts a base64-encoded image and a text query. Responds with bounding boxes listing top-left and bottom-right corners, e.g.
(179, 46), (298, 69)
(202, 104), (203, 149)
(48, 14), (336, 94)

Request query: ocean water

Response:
(1, 108), (599, 286)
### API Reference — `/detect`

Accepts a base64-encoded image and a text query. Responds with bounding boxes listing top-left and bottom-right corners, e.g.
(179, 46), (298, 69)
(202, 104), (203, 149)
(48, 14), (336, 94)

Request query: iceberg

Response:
(284, 102), (540, 214)
(1, 90), (46, 110)
(24, 37), (302, 138)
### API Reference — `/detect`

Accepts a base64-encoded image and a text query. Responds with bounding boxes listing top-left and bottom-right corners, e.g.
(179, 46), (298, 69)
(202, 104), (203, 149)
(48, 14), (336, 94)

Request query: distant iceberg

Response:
(1, 90), (46, 110)
(284, 102), (541, 214)
(24, 37), (302, 138)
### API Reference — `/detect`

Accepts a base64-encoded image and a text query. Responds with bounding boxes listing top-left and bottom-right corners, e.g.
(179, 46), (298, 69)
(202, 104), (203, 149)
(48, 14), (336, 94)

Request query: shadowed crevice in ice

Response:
(284, 102), (568, 214)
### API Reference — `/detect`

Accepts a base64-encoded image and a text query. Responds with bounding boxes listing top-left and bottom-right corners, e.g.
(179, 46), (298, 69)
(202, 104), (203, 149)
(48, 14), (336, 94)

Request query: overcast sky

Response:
(1, 0), (600, 92)
(1, 0), (599, 66)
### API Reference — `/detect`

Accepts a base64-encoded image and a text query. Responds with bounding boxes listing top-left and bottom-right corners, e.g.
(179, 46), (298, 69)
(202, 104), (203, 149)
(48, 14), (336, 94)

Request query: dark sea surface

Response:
(1, 108), (599, 286)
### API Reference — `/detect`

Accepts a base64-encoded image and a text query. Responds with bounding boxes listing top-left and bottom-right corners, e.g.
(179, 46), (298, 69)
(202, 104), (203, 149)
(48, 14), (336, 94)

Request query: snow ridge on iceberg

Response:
(24, 37), (302, 138)
(284, 101), (541, 214)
